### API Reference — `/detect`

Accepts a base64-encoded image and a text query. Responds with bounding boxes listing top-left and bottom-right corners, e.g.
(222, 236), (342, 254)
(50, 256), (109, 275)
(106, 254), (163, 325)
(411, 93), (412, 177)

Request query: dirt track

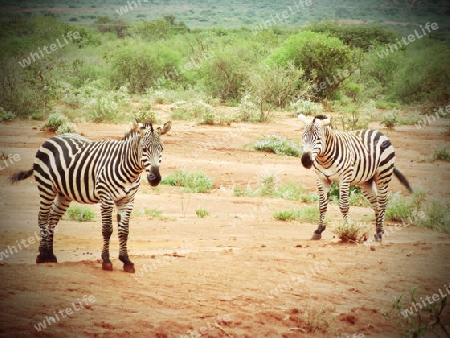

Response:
(0, 110), (449, 337)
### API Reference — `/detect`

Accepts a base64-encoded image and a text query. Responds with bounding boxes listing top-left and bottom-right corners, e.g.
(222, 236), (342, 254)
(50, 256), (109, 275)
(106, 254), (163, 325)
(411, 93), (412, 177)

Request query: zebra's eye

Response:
(142, 147), (148, 152)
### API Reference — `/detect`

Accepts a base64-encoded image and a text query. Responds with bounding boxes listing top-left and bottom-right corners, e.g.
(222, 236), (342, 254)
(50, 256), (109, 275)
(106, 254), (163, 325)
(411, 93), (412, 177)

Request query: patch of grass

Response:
(234, 178), (318, 202)
(274, 205), (321, 223)
(253, 135), (302, 157)
(65, 204), (96, 222)
(161, 170), (213, 193)
(332, 221), (370, 244)
(385, 192), (416, 222)
(195, 208), (210, 218)
(329, 182), (369, 207)
(304, 305), (335, 334)
(134, 108), (158, 123)
(290, 99), (323, 116)
(0, 107), (16, 122)
(431, 147), (450, 162)
(144, 208), (163, 218)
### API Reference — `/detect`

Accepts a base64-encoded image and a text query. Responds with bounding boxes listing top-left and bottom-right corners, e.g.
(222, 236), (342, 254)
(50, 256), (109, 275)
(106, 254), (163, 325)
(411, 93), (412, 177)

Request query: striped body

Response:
(12, 121), (171, 272)
(299, 114), (411, 241)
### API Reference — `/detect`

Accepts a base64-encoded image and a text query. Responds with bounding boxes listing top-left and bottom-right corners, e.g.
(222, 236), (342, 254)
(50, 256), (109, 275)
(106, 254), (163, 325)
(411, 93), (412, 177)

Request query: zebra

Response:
(298, 114), (412, 241)
(11, 121), (171, 273)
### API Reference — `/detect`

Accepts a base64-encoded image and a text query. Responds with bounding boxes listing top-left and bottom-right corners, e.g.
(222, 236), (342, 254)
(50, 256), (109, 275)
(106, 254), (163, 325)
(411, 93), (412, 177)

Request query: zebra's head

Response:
(135, 121), (171, 186)
(298, 114), (331, 169)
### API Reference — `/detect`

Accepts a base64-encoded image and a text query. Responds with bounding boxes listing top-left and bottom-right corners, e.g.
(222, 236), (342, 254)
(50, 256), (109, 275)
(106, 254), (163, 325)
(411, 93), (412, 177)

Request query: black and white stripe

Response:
(11, 121), (171, 272)
(298, 114), (411, 241)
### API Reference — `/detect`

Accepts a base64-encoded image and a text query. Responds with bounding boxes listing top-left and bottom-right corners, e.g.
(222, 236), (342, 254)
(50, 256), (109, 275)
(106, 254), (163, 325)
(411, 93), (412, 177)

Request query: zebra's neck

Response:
(118, 133), (144, 180)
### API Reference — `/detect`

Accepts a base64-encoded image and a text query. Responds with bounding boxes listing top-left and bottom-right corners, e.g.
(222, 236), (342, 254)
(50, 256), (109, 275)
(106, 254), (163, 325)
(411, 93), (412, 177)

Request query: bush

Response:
(41, 113), (70, 132)
(65, 204), (96, 222)
(253, 135), (302, 157)
(380, 113), (398, 129)
(0, 107), (16, 122)
(290, 99), (323, 116)
(196, 209), (210, 218)
(236, 94), (259, 122)
(268, 30), (357, 99)
(332, 221), (370, 244)
(431, 147), (450, 162)
(161, 170), (213, 193)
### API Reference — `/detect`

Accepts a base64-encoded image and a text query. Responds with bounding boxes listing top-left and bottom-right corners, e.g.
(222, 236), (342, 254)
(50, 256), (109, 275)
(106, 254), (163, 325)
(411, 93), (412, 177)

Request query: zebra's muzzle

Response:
(301, 152), (313, 169)
(148, 167), (161, 186)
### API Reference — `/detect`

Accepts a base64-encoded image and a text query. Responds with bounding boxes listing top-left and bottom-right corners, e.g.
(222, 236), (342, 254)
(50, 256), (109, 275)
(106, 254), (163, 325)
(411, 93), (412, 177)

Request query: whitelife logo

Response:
(18, 31), (81, 68)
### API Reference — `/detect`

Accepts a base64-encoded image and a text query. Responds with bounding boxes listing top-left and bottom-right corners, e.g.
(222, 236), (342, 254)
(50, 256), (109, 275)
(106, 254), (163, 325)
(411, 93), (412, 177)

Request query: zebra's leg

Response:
(338, 179), (352, 226)
(45, 193), (72, 263)
(36, 188), (57, 263)
(116, 201), (135, 273)
(360, 181), (379, 239)
(312, 178), (331, 240)
(374, 178), (391, 242)
(100, 198), (114, 271)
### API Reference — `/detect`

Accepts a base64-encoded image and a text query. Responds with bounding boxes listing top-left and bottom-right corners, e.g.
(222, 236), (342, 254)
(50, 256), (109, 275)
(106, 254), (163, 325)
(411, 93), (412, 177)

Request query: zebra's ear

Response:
(298, 114), (310, 124)
(158, 121), (172, 135)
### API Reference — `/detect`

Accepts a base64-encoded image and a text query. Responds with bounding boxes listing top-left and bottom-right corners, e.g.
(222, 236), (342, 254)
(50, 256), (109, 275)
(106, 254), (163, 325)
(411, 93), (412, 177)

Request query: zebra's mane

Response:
(122, 122), (154, 141)
(313, 114), (328, 121)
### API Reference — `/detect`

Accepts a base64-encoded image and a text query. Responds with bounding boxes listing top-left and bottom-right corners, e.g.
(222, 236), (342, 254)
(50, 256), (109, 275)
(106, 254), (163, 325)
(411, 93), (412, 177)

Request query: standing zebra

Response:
(298, 114), (412, 241)
(11, 121), (171, 273)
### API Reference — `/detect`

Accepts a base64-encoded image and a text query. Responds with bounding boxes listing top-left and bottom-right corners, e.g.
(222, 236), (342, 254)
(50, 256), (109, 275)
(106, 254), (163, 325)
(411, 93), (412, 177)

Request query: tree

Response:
(267, 31), (358, 100)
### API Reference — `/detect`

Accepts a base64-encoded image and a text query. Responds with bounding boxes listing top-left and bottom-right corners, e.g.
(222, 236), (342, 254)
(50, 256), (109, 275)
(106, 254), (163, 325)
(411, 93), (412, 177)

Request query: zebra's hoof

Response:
(46, 255), (57, 263)
(36, 255), (46, 264)
(374, 233), (383, 242)
(123, 263), (135, 273)
(311, 232), (322, 240)
(102, 262), (113, 271)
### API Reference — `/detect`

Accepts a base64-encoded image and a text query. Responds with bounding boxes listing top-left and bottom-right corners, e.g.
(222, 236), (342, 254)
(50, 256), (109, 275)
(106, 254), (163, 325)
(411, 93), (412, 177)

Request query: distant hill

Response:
(0, 0), (449, 38)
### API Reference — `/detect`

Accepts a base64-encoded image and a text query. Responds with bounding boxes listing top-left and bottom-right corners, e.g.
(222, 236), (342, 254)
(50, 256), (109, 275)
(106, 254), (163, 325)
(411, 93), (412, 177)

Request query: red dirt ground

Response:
(0, 110), (449, 337)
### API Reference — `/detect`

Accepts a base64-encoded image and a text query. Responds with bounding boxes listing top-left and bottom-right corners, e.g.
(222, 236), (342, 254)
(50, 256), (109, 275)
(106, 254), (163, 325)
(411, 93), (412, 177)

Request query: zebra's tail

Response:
(11, 169), (33, 184)
(393, 167), (413, 193)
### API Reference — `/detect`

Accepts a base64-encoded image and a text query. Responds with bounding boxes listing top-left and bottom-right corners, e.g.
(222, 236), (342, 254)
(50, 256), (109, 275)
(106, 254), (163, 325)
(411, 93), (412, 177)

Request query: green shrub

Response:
(381, 112), (398, 129)
(431, 147), (450, 162)
(42, 113), (71, 132)
(0, 107), (16, 122)
(290, 99), (323, 116)
(267, 30), (357, 99)
(135, 109), (158, 123)
(237, 94), (259, 122)
(196, 209), (210, 218)
(65, 204), (96, 222)
(274, 209), (297, 221)
(384, 193), (415, 222)
(56, 122), (77, 134)
(253, 135), (302, 157)
(161, 170), (213, 193)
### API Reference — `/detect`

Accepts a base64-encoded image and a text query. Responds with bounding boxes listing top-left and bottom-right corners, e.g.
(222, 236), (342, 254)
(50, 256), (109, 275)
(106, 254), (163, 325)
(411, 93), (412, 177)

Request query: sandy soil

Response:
(0, 110), (449, 337)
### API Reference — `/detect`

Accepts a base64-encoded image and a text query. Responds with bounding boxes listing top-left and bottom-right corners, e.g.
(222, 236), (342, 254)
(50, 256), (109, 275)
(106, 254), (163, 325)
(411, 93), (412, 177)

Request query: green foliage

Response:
(274, 205), (320, 223)
(127, 15), (188, 41)
(381, 112), (398, 129)
(107, 41), (182, 94)
(161, 170), (213, 193)
(384, 193), (416, 222)
(432, 147), (450, 162)
(392, 287), (449, 337)
(170, 100), (216, 124)
(0, 107), (16, 122)
(332, 221), (370, 244)
(329, 182), (369, 207)
(144, 208), (163, 219)
(41, 113), (72, 133)
(268, 30), (357, 99)
(253, 135), (302, 157)
(234, 176), (318, 202)
(135, 109), (158, 124)
(196, 208), (210, 218)
(244, 62), (306, 120)
(65, 204), (96, 222)
(290, 99), (323, 116)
